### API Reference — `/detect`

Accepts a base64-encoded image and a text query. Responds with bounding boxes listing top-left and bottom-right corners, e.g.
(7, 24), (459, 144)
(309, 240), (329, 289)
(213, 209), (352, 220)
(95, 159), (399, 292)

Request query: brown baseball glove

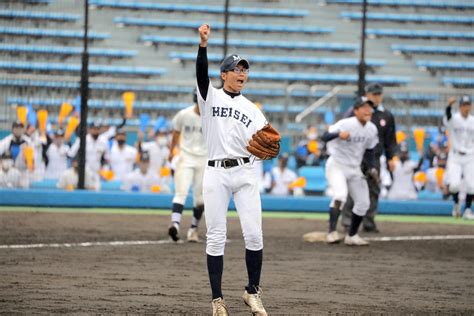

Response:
(247, 123), (281, 160)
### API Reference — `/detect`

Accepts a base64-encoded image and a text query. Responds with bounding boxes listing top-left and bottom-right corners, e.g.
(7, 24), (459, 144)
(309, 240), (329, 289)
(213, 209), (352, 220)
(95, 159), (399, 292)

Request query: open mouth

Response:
(237, 79), (244, 84)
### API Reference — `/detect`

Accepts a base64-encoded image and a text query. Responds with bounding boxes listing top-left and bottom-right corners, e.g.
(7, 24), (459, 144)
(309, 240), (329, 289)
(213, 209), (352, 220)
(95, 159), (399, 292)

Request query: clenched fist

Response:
(198, 24), (210, 47)
(339, 131), (350, 140)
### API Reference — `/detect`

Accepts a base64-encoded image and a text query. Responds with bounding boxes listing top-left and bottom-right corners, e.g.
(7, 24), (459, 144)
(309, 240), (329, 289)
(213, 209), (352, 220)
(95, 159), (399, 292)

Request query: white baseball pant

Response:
(325, 156), (370, 216)
(172, 154), (206, 206)
(204, 162), (263, 256)
(446, 152), (474, 194)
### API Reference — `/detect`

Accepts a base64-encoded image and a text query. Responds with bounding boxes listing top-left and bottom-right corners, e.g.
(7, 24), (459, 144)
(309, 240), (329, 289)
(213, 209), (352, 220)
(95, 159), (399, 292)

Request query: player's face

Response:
(12, 126), (24, 138)
(354, 103), (373, 124)
(221, 64), (248, 93)
(460, 103), (472, 117)
(366, 92), (383, 106)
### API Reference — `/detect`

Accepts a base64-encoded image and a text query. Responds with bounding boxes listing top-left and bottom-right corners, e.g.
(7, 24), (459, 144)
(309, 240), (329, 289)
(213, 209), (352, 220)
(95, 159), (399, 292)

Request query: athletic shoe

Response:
(211, 297), (229, 316)
(168, 225), (179, 242)
(452, 203), (461, 218)
(243, 286), (267, 316)
(344, 234), (369, 246)
(463, 208), (474, 220)
(187, 227), (199, 242)
(326, 231), (341, 244)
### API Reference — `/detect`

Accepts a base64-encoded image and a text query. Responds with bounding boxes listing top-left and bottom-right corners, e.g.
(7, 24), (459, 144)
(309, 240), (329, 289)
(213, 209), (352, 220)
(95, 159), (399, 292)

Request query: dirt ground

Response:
(0, 210), (473, 314)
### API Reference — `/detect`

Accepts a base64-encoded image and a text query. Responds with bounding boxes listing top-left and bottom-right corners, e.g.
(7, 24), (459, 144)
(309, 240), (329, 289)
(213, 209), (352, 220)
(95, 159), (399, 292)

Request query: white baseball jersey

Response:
(57, 167), (100, 191)
(172, 106), (207, 158)
(327, 117), (379, 167)
(45, 142), (69, 179)
(141, 141), (169, 174)
(197, 83), (267, 160)
(109, 142), (137, 181)
(121, 168), (162, 193)
(0, 167), (29, 188)
(387, 160), (418, 200)
(443, 112), (474, 155)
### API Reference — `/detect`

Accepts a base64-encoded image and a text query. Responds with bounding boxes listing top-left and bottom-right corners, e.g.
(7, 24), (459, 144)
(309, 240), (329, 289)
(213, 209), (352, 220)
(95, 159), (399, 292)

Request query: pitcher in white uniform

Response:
(197, 23), (268, 316)
(322, 97), (379, 246)
(167, 90), (208, 242)
(444, 95), (474, 220)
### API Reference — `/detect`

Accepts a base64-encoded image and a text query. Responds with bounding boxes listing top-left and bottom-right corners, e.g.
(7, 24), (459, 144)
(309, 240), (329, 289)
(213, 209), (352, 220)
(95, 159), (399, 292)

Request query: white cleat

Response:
(187, 227), (200, 242)
(326, 231), (341, 244)
(211, 297), (229, 316)
(463, 208), (474, 220)
(452, 203), (461, 218)
(344, 234), (369, 246)
(243, 287), (267, 316)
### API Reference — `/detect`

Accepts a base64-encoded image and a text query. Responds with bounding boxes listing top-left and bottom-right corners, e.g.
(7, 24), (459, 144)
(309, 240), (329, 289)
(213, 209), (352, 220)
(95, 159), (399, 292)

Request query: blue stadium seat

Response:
(388, 93), (439, 102)
(326, 0), (474, 9)
(114, 17), (331, 34)
(0, 61), (165, 77)
(208, 70), (411, 85)
(0, 44), (137, 58)
(0, 10), (80, 22)
(416, 60), (474, 71)
(367, 29), (474, 40)
(391, 44), (474, 56)
(341, 12), (474, 25)
(298, 166), (327, 193)
(417, 190), (444, 200)
(169, 52), (385, 68)
(141, 36), (358, 52)
(442, 77), (474, 87)
(90, 0), (308, 17)
(30, 179), (58, 190)
(0, 27), (110, 40)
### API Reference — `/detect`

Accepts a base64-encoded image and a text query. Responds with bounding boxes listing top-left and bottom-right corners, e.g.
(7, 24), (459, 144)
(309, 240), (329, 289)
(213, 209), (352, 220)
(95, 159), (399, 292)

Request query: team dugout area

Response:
(0, 0), (473, 214)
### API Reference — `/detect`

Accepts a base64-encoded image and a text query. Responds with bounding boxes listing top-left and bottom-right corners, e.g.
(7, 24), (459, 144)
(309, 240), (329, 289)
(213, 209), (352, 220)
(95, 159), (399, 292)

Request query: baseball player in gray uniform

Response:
(322, 97), (379, 246)
(197, 23), (269, 316)
(444, 95), (474, 220)
(167, 90), (208, 242)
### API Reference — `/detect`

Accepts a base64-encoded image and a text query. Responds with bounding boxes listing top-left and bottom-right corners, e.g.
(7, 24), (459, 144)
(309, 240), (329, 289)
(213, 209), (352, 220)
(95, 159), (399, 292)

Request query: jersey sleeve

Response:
(328, 120), (343, 134)
(196, 81), (214, 117)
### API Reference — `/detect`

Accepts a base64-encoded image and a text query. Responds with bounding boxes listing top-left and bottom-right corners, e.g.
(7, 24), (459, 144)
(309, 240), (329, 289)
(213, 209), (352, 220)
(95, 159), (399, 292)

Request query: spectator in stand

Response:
(122, 151), (169, 193)
(0, 152), (29, 188)
(387, 142), (422, 200)
(57, 156), (100, 191)
(139, 128), (170, 176)
(44, 129), (69, 180)
(0, 121), (31, 171)
(109, 129), (137, 181)
(270, 153), (298, 196)
(294, 126), (322, 169)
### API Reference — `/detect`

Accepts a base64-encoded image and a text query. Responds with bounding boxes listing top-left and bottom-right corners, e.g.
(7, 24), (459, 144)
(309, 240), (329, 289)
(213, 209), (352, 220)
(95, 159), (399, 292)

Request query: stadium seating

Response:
(326, 0), (474, 9)
(367, 29), (474, 40)
(391, 44), (474, 56)
(140, 36), (358, 52)
(114, 17), (333, 34)
(208, 70), (411, 85)
(298, 166), (327, 194)
(340, 12), (474, 25)
(90, 0), (309, 17)
(0, 44), (137, 58)
(416, 60), (474, 72)
(0, 61), (165, 77)
(0, 27), (110, 40)
(169, 52), (385, 68)
(442, 77), (474, 87)
(0, 10), (80, 22)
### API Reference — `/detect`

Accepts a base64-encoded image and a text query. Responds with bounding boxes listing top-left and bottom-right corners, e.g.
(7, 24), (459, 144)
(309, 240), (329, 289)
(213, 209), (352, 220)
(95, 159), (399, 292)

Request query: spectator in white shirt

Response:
(139, 129), (170, 175)
(109, 129), (137, 181)
(388, 143), (421, 200)
(122, 151), (168, 193)
(270, 153), (298, 196)
(44, 129), (69, 180)
(57, 156), (100, 191)
(0, 152), (29, 188)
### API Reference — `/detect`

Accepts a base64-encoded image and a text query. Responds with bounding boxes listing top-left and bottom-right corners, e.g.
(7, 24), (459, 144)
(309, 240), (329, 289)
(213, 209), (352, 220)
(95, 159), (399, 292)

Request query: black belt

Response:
(454, 150), (467, 156)
(208, 157), (250, 169)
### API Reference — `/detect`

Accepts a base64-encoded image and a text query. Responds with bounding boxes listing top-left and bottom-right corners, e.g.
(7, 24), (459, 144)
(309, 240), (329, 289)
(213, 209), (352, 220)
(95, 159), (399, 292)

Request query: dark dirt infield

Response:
(1, 210), (473, 314)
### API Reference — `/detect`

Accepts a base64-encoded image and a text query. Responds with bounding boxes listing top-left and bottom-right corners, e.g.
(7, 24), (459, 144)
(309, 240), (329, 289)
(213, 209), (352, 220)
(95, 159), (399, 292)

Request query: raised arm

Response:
(196, 24), (210, 101)
(445, 96), (456, 122)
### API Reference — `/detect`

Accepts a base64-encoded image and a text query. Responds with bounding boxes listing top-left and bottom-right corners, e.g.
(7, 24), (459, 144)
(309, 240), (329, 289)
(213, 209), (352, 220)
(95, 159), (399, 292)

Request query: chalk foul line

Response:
(1, 235), (473, 249)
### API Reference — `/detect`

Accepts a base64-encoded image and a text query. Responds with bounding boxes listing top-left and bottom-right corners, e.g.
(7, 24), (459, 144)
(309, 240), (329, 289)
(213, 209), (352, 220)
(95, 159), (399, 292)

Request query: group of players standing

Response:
(163, 23), (473, 316)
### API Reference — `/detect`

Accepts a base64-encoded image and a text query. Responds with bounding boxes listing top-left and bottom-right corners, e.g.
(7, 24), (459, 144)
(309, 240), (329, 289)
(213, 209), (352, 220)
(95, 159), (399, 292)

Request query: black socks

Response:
(329, 207), (341, 232)
(245, 249), (263, 294)
(349, 213), (363, 236)
(466, 194), (473, 209)
(207, 255), (224, 299)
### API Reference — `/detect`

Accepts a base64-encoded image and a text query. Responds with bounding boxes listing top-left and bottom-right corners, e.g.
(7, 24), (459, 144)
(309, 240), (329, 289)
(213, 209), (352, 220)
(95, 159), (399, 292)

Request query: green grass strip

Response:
(1, 206), (473, 226)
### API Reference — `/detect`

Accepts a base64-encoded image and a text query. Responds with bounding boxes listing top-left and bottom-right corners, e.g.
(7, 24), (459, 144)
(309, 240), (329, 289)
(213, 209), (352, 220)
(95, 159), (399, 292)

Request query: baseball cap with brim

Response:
(353, 96), (374, 109)
(366, 83), (383, 94)
(220, 54), (250, 72)
(460, 95), (472, 105)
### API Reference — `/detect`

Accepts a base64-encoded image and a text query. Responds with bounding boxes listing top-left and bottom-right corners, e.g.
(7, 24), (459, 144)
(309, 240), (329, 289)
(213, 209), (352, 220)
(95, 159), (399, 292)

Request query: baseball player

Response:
(167, 90), (207, 243)
(341, 83), (398, 233)
(322, 97), (379, 246)
(444, 95), (474, 220)
(197, 23), (271, 315)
